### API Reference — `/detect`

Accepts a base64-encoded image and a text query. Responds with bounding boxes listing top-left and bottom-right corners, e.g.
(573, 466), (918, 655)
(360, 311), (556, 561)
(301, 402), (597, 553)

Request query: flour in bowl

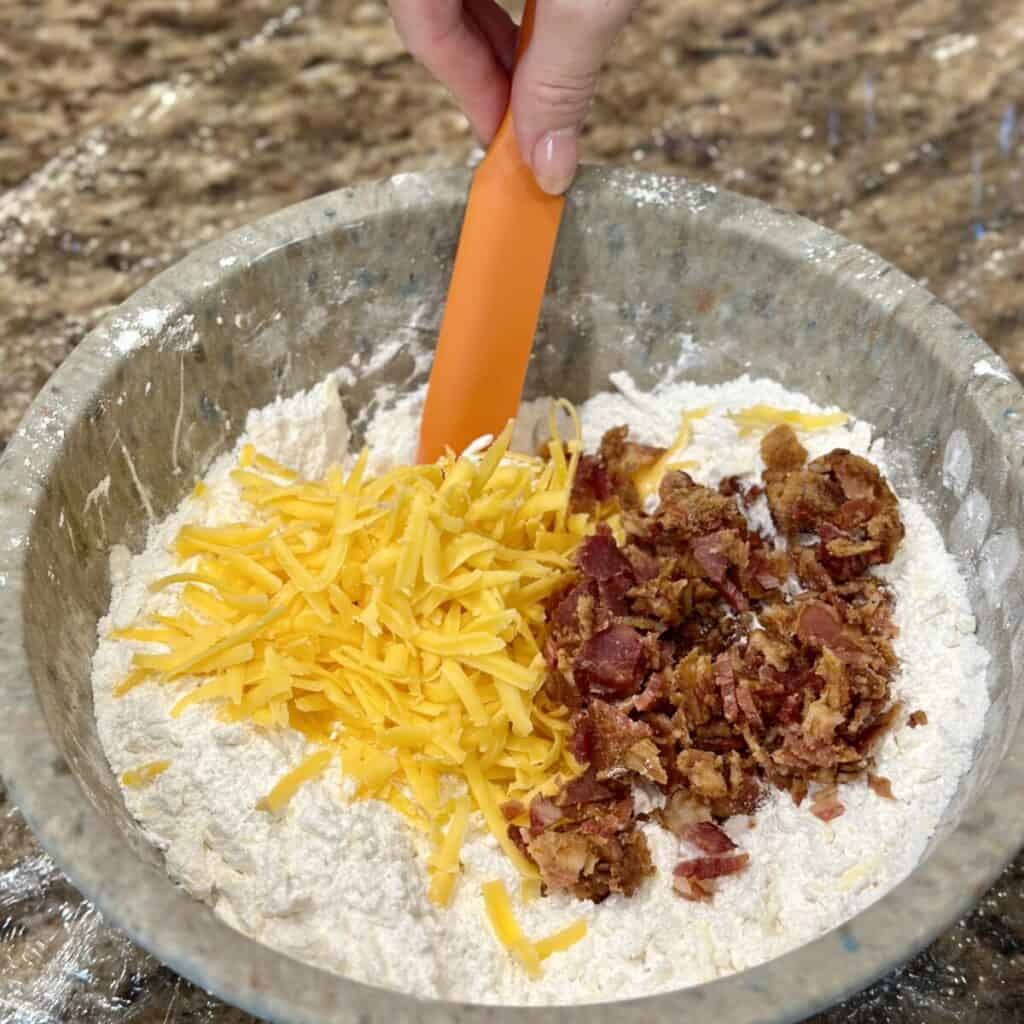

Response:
(92, 371), (989, 1005)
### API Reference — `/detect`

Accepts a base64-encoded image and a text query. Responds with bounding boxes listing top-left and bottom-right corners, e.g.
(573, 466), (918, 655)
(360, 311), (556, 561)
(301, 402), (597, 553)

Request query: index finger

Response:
(389, 0), (511, 143)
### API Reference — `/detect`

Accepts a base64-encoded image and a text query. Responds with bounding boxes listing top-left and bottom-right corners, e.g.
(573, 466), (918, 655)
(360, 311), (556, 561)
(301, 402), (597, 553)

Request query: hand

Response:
(388, 0), (638, 195)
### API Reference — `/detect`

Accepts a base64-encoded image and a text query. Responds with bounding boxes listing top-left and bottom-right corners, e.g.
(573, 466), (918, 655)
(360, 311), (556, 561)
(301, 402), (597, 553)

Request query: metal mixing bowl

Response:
(1, 168), (1022, 1023)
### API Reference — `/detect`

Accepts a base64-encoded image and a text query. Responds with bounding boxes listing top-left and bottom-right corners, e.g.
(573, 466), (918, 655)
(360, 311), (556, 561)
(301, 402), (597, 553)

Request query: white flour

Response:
(91, 371), (990, 1005)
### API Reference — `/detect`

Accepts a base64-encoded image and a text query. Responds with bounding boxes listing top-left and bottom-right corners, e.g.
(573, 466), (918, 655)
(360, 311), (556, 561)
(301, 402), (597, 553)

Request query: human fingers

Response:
(389, 0), (512, 143)
(511, 0), (639, 194)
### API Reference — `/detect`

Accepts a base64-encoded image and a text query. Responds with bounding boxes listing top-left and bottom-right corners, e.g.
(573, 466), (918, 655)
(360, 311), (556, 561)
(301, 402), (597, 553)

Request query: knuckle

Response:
(525, 72), (596, 117)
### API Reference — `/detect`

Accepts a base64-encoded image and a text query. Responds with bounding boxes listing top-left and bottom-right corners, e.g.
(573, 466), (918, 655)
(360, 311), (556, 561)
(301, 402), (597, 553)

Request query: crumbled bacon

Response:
(680, 821), (737, 854)
(762, 424), (809, 477)
(574, 624), (646, 698)
(577, 796), (635, 837)
(714, 654), (740, 723)
(629, 670), (670, 713)
(529, 423), (907, 906)
(656, 471), (746, 541)
(908, 709), (928, 728)
(570, 454), (613, 513)
(868, 773), (896, 800)
(527, 832), (591, 890)
(658, 789), (712, 836)
(810, 786), (845, 822)
(586, 700), (664, 782)
(673, 874), (713, 902)
(525, 803), (655, 901)
(674, 853), (750, 880)
(676, 749), (729, 799)
(558, 770), (615, 807)
(578, 526), (637, 581)
(796, 600), (843, 648)
(763, 431), (904, 578)
(529, 796), (563, 836)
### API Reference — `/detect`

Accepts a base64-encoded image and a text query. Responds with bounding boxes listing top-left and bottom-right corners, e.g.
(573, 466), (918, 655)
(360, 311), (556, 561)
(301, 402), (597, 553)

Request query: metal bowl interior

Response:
(1, 167), (1023, 1024)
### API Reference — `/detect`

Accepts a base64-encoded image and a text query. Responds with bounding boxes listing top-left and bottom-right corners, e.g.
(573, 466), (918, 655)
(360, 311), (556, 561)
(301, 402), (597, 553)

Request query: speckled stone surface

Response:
(2, 2), (1024, 1022)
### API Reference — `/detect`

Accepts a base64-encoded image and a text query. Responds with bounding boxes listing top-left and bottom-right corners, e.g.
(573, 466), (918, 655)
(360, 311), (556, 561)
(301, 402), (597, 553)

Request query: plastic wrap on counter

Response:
(0, 795), (256, 1023)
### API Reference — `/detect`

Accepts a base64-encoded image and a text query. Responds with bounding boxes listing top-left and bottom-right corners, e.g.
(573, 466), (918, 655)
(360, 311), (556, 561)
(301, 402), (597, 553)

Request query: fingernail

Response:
(532, 128), (579, 196)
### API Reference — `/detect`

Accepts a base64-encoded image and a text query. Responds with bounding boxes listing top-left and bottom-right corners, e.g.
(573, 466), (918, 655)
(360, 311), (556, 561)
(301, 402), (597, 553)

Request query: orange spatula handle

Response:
(416, 0), (566, 463)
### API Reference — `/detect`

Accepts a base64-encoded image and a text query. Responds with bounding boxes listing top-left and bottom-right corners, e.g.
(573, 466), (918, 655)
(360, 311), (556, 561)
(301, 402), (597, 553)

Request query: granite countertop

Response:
(2, 1), (1023, 1020)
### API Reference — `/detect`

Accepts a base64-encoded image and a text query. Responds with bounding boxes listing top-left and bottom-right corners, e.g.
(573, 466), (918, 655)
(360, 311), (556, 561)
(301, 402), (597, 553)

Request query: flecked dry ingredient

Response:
(92, 372), (989, 1005)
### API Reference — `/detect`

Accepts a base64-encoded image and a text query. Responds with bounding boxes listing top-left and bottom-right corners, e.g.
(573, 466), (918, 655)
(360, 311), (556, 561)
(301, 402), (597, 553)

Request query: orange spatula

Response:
(416, 0), (566, 464)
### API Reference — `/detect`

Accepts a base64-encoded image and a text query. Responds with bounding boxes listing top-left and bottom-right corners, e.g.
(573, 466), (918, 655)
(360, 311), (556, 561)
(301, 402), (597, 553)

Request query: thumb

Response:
(511, 0), (637, 195)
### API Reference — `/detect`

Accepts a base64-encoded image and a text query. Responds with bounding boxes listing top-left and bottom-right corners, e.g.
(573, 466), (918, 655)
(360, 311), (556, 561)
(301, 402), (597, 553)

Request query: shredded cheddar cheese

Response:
(482, 880), (587, 976)
(113, 414), (587, 906)
(257, 748), (334, 813)
(534, 918), (589, 961)
(729, 404), (849, 437)
(120, 760), (171, 787)
(634, 407), (709, 500)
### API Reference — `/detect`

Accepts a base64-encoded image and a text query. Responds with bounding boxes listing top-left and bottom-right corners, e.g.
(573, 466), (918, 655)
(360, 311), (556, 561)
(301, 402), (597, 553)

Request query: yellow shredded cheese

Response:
(729, 404), (849, 437)
(635, 407), (709, 500)
(120, 760), (171, 787)
(257, 749), (334, 813)
(427, 797), (470, 907)
(482, 880), (542, 978)
(113, 412), (587, 905)
(481, 880), (587, 976)
(534, 917), (588, 961)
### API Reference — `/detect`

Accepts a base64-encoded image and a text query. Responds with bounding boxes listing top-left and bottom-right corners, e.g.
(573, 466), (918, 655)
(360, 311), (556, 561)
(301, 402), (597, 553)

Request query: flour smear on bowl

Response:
(92, 370), (989, 1005)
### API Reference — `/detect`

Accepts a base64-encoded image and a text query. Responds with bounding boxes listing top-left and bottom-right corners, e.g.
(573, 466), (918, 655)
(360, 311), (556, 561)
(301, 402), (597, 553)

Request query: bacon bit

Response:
(674, 853), (750, 880)
(500, 799), (525, 821)
(577, 796), (634, 837)
(574, 624), (645, 698)
(630, 671), (669, 713)
(676, 749), (729, 800)
(597, 574), (633, 619)
(568, 709), (593, 763)
(802, 698), (844, 742)
(692, 532), (731, 583)
(627, 546), (661, 581)
(623, 738), (668, 785)
(657, 471), (746, 539)
(796, 601), (843, 648)
(551, 582), (590, 630)
(789, 778), (809, 807)
(527, 832), (590, 891)
(908, 709), (928, 728)
(673, 874), (713, 902)
(559, 770), (615, 807)
(868, 773), (896, 800)
(680, 822), (737, 855)
(659, 789), (711, 837)
(810, 787), (845, 822)
(735, 679), (763, 729)
(578, 527), (636, 581)
(714, 654), (740, 724)
(529, 796), (563, 836)
(587, 700), (655, 779)
(570, 454), (613, 513)
(748, 550), (783, 591)
(761, 425), (808, 475)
